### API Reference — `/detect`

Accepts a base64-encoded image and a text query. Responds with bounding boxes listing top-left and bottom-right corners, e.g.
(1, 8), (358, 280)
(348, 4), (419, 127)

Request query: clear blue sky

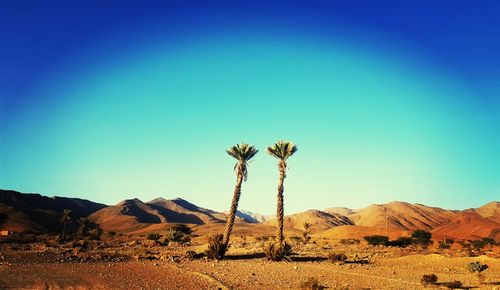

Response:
(1, 1), (499, 214)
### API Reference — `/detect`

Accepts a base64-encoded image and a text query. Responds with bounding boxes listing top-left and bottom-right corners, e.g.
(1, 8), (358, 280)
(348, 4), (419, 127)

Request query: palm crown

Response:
(60, 209), (72, 223)
(226, 143), (258, 181)
(267, 140), (297, 161)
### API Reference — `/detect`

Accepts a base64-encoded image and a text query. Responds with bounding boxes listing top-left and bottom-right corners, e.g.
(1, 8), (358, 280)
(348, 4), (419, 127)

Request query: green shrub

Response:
(147, 232), (161, 241)
(108, 231), (116, 237)
(420, 274), (438, 285)
(438, 240), (451, 249)
(264, 242), (293, 261)
(467, 261), (488, 273)
(166, 228), (190, 244)
(363, 235), (389, 246)
(205, 234), (227, 260)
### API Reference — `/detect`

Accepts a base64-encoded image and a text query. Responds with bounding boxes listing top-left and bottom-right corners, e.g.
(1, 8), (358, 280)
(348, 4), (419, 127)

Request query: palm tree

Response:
(267, 140), (297, 246)
(77, 217), (89, 238)
(222, 143), (259, 251)
(60, 209), (72, 241)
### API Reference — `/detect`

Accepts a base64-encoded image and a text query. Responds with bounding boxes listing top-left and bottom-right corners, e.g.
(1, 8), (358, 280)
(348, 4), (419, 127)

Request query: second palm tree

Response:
(267, 140), (298, 247)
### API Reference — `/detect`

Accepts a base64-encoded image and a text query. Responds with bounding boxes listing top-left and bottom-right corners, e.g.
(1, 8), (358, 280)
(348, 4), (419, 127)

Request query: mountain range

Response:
(1, 189), (498, 241)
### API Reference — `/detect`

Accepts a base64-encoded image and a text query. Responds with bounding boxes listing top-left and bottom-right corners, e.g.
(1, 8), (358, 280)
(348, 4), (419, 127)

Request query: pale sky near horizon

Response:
(1, 1), (499, 215)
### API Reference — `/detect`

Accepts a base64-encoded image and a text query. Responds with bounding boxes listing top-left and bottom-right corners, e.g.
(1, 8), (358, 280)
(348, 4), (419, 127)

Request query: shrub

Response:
(108, 231), (116, 237)
(205, 234), (227, 260)
(170, 224), (192, 235)
(467, 261), (488, 273)
(411, 230), (432, 246)
(420, 274), (438, 285)
(327, 252), (347, 263)
(147, 232), (161, 241)
(264, 242), (293, 261)
(438, 240), (451, 249)
(299, 277), (324, 290)
(166, 228), (190, 244)
(387, 237), (414, 248)
(363, 235), (389, 246)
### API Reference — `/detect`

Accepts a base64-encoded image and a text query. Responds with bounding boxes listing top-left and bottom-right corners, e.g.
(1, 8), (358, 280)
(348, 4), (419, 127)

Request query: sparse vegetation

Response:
(467, 261), (488, 284)
(420, 274), (438, 286)
(264, 242), (293, 261)
(438, 240), (452, 249)
(205, 234), (227, 260)
(363, 235), (389, 246)
(340, 239), (360, 245)
(299, 277), (324, 290)
(77, 217), (89, 238)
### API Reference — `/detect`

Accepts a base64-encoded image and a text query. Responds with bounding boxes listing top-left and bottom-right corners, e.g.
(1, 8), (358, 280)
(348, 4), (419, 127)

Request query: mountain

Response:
(348, 201), (458, 231)
(264, 209), (353, 233)
(431, 212), (500, 241)
(235, 210), (274, 223)
(88, 197), (226, 232)
(324, 207), (357, 216)
(0, 189), (107, 232)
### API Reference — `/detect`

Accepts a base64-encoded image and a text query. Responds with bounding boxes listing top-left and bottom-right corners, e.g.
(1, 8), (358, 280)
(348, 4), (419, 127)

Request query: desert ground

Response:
(1, 232), (499, 290)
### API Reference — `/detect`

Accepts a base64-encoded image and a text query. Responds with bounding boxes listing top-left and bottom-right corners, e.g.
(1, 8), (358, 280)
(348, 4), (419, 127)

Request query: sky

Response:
(1, 1), (499, 215)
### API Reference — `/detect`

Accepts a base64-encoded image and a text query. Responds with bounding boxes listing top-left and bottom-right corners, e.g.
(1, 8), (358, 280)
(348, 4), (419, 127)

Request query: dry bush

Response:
(299, 277), (324, 290)
(420, 274), (438, 285)
(205, 234), (227, 260)
(264, 242), (293, 261)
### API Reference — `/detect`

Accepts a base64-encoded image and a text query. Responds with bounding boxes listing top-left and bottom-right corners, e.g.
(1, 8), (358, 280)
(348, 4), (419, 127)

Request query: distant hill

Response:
(0, 189), (107, 232)
(1, 189), (498, 241)
(431, 212), (500, 241)
(348, 201), (458, 231)
(264, 209), (353, 233)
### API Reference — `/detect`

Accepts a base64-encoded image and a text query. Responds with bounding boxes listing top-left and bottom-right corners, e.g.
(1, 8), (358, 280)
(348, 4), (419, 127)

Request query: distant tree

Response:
(77, 217), (89, 238)
(363, 235), (389, 246)
(302, 222), (311, 244)
(59, 209), (72, 242)
(411, 230), (432, 246)
(267, 140), (298, 260)
(222, 143), (258, 256)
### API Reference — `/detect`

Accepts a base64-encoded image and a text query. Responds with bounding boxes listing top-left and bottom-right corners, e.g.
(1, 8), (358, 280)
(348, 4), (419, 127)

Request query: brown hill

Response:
(349, 201), (458, 231)
(0, 189), (107, 233)
(465, 201), (500, 220)
(88, 198), (165, 232)
(147, 197), (224, 224)
(324, 207), (357, 216)
(431, 212), (500, 241)
(264, 210), (353, 233)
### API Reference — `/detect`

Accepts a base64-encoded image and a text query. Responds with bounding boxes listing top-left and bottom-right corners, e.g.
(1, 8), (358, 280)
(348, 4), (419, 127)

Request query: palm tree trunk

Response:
(62, 222), (66, 241)
(223, 172), (244, 248)
(276, 163), (286, 245)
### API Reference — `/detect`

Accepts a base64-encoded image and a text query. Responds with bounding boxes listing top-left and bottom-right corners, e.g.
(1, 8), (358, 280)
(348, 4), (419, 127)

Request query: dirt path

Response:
(0, 262), (223, 289)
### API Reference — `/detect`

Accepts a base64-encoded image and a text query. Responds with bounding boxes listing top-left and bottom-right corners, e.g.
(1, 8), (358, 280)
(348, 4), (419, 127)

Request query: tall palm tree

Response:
(267, 140), (297, 246)
(222, 143), (259, 250)
(60, 209), (72, 241)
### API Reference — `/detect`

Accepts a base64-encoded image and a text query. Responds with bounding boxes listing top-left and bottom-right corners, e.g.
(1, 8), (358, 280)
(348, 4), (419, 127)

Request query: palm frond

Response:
(226, 143), (259, 162)
(267, 140), (298, 161)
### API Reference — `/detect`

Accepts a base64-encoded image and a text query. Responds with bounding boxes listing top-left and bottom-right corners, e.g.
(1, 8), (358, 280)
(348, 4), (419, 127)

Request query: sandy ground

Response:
(0, 252), (499, 289)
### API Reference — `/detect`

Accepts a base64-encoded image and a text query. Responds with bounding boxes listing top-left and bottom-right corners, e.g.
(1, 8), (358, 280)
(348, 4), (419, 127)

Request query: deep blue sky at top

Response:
(1, 1), (499, 213)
